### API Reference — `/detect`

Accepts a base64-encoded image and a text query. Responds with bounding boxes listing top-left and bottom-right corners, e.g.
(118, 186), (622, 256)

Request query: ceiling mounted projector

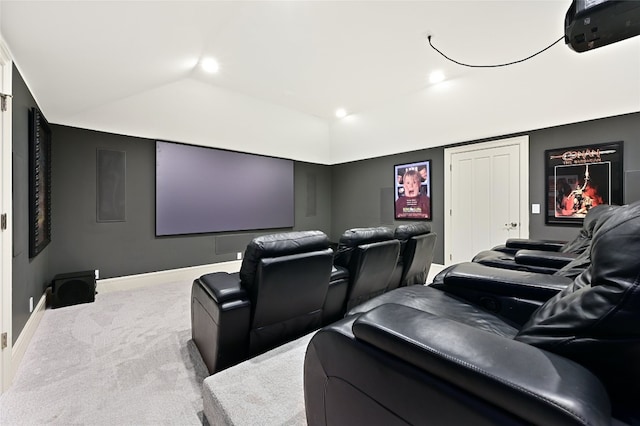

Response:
(565, 0), (640, 52)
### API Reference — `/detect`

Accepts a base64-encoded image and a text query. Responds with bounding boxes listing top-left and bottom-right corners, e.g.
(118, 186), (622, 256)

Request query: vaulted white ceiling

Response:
(1, 1), (639, 164)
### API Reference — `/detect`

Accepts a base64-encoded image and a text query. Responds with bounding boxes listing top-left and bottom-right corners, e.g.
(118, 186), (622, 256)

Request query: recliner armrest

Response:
(330, 265), (349, 281)
(352, 304), (611, 425)
(514, 250), (578, 269)
(198, 272), (246, 304)
(434, 262), (571, 299)
(505, 238), (566, 252)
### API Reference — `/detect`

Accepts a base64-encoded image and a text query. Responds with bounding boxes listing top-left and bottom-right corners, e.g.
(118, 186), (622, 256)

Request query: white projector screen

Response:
(156, 141), (294, 236)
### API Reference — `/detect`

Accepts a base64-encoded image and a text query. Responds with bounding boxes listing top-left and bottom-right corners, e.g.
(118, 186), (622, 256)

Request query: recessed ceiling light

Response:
(335, 108), (347, 118)
(200, 57), (219, 73)
(429, 70), (445, 84)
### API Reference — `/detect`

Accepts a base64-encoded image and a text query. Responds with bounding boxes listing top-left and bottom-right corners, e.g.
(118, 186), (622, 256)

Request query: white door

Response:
(445, 136), (529, 265)
(0, 40), (12, 394)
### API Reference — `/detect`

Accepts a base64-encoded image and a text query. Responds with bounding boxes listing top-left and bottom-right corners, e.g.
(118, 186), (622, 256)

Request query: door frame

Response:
(444, 136), (529, 266)
(0, 38), (13, 394)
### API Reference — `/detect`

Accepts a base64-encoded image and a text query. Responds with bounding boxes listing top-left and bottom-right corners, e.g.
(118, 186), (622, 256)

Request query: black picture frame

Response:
(394, 160), (432, 220)
(545, 141), (623, 226)
(28, 107), (52, 258)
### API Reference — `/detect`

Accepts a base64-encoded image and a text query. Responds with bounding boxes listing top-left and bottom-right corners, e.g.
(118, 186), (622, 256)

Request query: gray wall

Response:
(331, 112), (640, 265)
(12, 65), (51, 344)
(331, 148), (445, 264)
(528, 113), (640, 241)
(49, 125), (333, 279)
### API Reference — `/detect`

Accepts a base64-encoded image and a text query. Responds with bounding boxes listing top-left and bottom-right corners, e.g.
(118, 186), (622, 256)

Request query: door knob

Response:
(510, 222), (518, 228)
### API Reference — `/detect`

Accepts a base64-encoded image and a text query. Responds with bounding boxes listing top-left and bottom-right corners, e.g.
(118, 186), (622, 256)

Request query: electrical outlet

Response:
(29, 297), (33, 313)
(95, 269), (99, 280)
(236, 252), (242, 260)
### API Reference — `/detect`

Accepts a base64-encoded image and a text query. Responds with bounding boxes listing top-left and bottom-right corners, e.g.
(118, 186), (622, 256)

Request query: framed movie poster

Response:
(394, 160), (432, 220)
(28, 107), (52, 258)
(545, 141), (623, 226)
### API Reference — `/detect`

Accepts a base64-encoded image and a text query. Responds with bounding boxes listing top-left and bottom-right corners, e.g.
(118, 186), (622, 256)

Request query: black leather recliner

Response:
(387, 223), (437, 290)
(472, 204), (617, 274)
(430, 204), (620, 324)
(333, 227), (400, 311)
(431, 261), (571, 325)
(191, 230), (334, 374)
(304, 201), (640, 425)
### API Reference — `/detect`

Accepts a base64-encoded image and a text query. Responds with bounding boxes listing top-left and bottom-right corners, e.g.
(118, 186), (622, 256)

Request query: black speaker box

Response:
(51, 270), (96, 309)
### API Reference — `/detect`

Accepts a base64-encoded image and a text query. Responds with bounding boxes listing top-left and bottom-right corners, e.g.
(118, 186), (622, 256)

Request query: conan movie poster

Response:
(394, 160), (432, 220)
(545, 142), (623, 226)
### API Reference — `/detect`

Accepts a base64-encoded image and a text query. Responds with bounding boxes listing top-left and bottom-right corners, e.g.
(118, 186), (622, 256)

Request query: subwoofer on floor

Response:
(51, 271), (96, 309)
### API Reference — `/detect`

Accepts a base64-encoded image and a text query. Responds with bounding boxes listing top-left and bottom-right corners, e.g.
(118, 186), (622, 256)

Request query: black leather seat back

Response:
(333, 226), (395, 266)
(346, 239), (400, 311)
(240, 230), (329, 286)
(389, 223), (434, 289)
(238, 230), (333, 355)
(401, 232), (437, 286)
(250, 248), (333, 354)
(560, 204), (618, 254)
(552, 204), (619, 279)
(394, 222), (432, 244)
(516, 201), (640, 415)
(333, 227), (398, 312)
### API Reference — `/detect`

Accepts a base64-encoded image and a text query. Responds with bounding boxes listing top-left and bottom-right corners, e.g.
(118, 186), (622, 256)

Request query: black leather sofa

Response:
(472, 204), (618, 274)
(191, 230), (334, 374)
(304, 201), (640, 425)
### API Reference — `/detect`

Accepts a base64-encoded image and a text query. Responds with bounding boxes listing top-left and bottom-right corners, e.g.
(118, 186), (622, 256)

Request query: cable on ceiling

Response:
(427, 35), (565, 68)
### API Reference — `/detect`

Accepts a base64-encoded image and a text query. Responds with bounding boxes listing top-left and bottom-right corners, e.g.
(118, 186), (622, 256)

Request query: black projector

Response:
(565, 0), (640, 52)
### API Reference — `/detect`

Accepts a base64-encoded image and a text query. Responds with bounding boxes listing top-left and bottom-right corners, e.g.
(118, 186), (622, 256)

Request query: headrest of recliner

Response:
(589, 201), (640, 287)
(394, 223), (432, 241)
(584, 204), (618, 231)
(240, 230), (329, 284)
(561, 204), (619, 254)
(337, 227), (394, 248)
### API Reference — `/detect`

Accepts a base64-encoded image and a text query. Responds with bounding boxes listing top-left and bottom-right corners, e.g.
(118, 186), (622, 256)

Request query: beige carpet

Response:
(0, 280), (209, 425)
(203, 331), (314, 426)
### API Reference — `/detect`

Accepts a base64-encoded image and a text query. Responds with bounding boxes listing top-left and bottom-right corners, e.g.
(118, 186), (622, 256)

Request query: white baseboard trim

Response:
(96, 260), (243, 294)
(426, 263), (446, 284)
(10, 293), (47, 382)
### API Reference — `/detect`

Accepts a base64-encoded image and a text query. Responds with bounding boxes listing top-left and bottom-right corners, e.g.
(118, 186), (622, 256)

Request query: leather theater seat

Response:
(430, 204), (620, 323)
(304, 200), (640, 425)
(333, 226), (400, 312)
(431, 262), (572, 325)
(191, 230), (334, 374)
(472, 204), (618, 274)
(387, 222), (437, 290)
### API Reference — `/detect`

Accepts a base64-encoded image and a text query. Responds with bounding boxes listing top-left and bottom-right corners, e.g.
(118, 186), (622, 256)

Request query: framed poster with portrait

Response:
(394, 160), (432, 220)
(28, 107), (52, 258)
(545, 141), (623, 226)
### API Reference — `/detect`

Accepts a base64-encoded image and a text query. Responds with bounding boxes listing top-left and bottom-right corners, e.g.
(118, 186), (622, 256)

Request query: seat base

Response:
(191, 278), (251, 374)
